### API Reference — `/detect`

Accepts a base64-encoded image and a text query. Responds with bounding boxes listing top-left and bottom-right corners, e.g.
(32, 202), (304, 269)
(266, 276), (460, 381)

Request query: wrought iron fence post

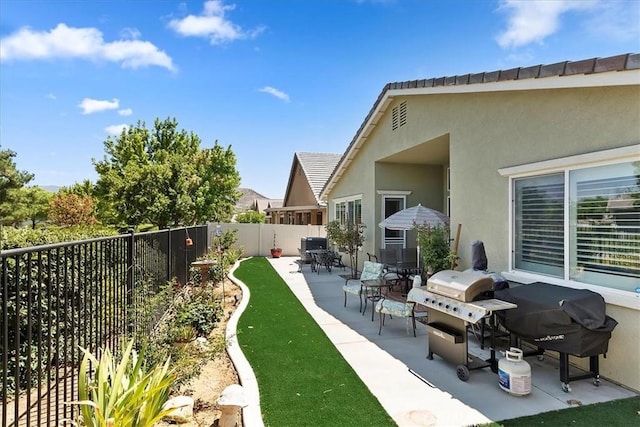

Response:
(127, 229), (134, 334)
(167, 228), (172, 284)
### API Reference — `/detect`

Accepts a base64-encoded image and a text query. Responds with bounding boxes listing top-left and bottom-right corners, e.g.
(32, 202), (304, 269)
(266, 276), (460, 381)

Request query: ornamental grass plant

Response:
(67, 339), (176, 427)
(234, 257), (394, 427)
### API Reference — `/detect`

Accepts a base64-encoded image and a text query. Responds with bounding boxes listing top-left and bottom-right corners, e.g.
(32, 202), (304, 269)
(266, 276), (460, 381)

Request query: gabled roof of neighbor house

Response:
(283, 152), (342, 207)
(320, 53), (640, 200)
(256, 198), (283, 213)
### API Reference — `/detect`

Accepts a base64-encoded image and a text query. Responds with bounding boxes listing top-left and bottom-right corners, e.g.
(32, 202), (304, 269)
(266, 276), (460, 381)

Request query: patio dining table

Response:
(307, 249), (344, 274)
(379, 248), (421, 294)
(384, 260), (420, 294)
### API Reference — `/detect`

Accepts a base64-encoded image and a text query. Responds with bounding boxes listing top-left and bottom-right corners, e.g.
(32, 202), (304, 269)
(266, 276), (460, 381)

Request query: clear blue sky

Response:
(1, 0), (639, 199)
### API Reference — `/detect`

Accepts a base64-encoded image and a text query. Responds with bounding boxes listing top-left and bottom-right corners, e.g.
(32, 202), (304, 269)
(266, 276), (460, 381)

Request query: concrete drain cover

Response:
(406, 410), (437, 425)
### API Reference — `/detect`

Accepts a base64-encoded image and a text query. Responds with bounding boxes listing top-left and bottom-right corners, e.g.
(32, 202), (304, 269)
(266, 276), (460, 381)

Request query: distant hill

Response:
(236, 188), (268, 211)
(39, 185), (61, 193)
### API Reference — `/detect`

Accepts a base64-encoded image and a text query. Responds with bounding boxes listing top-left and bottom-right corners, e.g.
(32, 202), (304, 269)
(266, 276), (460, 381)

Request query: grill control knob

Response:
(453, 307), (457, 312)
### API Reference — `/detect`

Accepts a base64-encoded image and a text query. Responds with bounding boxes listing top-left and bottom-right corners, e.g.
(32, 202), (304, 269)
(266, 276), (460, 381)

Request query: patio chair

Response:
(376, 248), (404, 291)
(375, 276), (424, 336)
(343, 261), (384, 312)
(331, 251), (346, 270)
(296, 248), (314, 272)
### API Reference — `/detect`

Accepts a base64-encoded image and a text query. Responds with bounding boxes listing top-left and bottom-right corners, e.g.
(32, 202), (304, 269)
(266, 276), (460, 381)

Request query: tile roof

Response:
(384, 53), (639, 91)
(293, 152), (342, 205)
(320, 53), (639, 200)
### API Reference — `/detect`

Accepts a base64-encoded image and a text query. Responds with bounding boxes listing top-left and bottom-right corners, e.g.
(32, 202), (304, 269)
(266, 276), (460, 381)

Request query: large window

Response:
(512, 160), (639, 293)
(335, 197), (361, 225)
(514, 173), (564, 277)
(569, 162), (639, 291)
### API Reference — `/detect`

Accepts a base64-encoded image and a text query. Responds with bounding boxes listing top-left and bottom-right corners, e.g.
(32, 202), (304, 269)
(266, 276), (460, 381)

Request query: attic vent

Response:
(392, 101), (407, 131)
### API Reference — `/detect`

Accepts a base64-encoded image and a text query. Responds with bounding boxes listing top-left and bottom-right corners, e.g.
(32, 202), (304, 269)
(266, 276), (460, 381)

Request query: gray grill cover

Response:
(495, 283), (617, 357)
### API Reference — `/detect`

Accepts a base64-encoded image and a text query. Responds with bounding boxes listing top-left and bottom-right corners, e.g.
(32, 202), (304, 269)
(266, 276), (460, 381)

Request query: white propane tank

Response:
(498, 347), (531, 396)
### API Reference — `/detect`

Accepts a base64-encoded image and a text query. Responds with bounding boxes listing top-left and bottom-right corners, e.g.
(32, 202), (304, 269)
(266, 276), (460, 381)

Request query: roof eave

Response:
(320, 68), (640, 200)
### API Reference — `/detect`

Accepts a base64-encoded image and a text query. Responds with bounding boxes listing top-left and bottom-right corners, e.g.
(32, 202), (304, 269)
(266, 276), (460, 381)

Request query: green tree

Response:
(93, 118), (240, 228)
(2, 186), (52, 228)
(61, 179), (96, 197)
(236, 210), (266, 223)
(325, 220), (366, 277)
(192, 145), (241, 223)
(0, 147), (34, 219)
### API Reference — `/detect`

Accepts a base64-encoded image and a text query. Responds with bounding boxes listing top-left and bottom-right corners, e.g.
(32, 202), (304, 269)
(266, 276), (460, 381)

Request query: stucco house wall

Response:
(323, 63), (640, 391)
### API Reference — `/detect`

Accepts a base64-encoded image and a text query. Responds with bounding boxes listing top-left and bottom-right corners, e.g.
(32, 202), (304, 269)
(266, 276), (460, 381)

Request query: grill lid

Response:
(426, 270), (494, 302)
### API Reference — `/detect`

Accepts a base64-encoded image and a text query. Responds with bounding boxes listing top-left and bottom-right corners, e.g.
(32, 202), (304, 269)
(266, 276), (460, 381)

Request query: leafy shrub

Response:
(175, 288), (222, 337)
(415, 224), (456, 274)
(1, 225), (118, 250)
(140, 281), (225, 391)
(235, 211), (266, 223)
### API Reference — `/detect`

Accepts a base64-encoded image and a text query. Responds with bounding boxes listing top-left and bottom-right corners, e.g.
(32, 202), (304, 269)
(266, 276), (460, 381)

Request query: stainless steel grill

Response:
(409, 270), (516, 381)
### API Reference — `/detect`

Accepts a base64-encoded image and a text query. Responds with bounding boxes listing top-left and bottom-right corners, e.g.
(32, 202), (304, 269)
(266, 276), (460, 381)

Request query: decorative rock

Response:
(162, 395), (194, 424)
(193, 337), (210, 352)
(217, 384), (247, 427)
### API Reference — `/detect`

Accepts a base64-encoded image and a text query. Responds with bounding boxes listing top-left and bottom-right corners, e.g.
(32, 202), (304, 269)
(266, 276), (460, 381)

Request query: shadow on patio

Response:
(267, 257), (638, 426)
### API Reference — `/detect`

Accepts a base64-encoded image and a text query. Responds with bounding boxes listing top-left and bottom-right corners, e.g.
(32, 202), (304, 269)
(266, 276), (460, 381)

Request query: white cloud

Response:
(119, 27), (141, 40)
(496, 0), (597, 49)
(0, 23), (175, 71)
(79, 98), (119, 115)
(585, 1), (640, 42)
(46, 93), (56, 100)
(168, 0), (264, 44)
(259, 86), (290, 102)
(105, 124), (129, 136)
(118, 108), (133, 116)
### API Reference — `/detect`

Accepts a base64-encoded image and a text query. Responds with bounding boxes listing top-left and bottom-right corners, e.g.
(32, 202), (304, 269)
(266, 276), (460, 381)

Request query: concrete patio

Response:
(266, 256), (638, 426)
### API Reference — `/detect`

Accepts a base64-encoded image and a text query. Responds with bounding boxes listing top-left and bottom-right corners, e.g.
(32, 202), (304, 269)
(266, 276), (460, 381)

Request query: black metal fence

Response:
(0, 225), (208, 426)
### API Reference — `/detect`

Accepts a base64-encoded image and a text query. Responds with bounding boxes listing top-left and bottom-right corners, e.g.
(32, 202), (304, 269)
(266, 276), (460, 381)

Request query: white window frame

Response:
(333, 194), (363, 225)
(499, 144), (640, 310)
(378, 190), (411, 249)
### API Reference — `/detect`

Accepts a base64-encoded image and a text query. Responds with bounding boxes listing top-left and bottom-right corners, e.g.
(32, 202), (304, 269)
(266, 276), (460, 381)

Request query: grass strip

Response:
(234, 257), (396, 427)
(497, 395), (640, 426)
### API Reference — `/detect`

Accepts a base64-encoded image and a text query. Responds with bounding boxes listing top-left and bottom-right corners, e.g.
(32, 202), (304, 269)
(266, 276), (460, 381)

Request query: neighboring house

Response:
(235, 188), (282, 221)
(319, 53), (640, 391)
(267, 152), (341, 225)
(255, 198), (283, 223)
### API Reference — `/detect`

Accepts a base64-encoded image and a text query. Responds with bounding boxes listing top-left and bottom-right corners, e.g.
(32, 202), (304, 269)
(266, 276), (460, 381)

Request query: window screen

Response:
(570, 162), (640, 291)
(514, 173), (564, 277)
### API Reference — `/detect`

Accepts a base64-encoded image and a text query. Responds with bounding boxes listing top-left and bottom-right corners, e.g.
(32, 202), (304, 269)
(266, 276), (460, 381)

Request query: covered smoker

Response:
(495, 282), (617, 392)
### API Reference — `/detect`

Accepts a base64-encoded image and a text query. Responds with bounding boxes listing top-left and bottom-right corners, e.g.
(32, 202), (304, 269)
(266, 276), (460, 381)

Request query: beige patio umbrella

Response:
(378, 204), (449, 231)
(378, 204), (450, 271)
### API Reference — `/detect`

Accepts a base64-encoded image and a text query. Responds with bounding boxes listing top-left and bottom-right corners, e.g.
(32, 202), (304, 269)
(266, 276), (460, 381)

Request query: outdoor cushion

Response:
(376, 299), (414, 317)
(375, 297), (417, 336)
(411, 275), (422, 288)
(343, 261), (384, 311)
(360, 261), (384, 280)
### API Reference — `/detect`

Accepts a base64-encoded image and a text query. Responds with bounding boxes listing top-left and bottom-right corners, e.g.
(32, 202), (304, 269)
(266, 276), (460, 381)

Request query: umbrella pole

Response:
(451, 223), (462, 269)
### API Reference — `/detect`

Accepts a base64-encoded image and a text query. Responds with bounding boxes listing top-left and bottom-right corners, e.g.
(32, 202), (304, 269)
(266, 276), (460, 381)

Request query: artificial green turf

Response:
(497, 395), (640, 426)
(234, 257), (396, 427)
